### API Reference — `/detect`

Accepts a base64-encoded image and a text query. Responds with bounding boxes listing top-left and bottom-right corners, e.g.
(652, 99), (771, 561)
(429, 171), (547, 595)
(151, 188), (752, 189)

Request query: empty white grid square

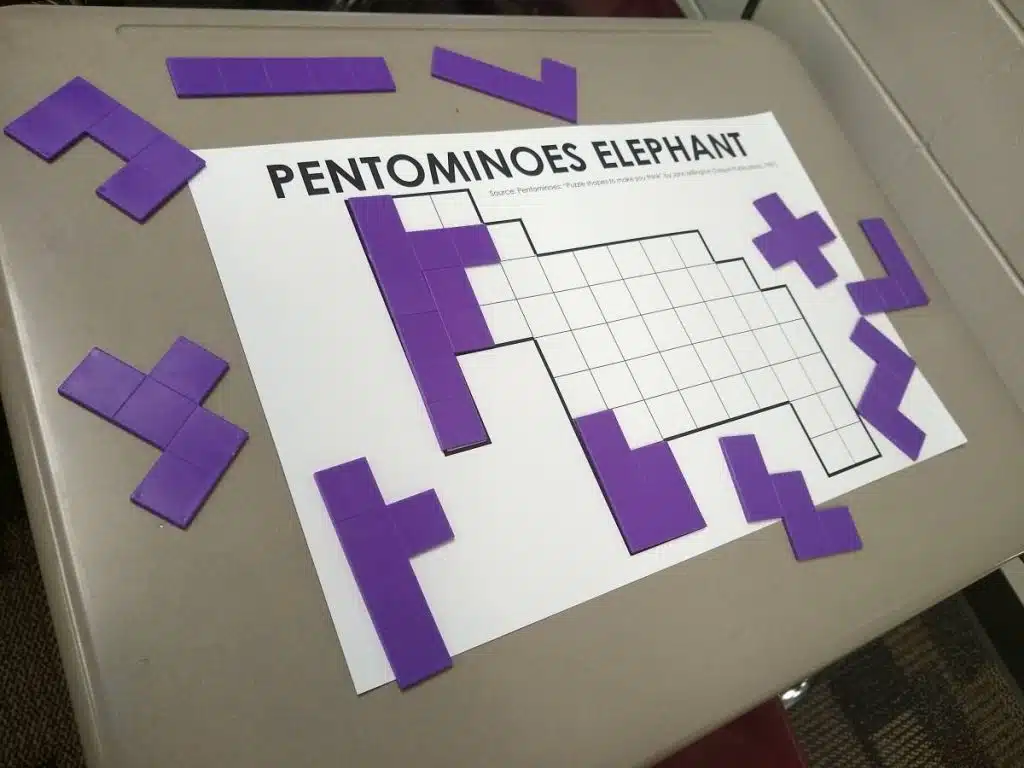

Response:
(642, 237), (684, 272)
(503, 258), (551, 298)
(726, 332), (769, 372)
(672, 233), (712, 266)
(432, 192), (479, 227)
(574, 325), (622, 368)
(488, 223), (535, 261)
(781, 320), (818, 357)
(575, 246), (619, 284)
(714, 375), (758, 417)
(519, 295), (568, 337)
(819, 388), (859, 427)
(659, 269), (702, 307)
(766, 289), (801, 322)
(663, 345), (710, 390)
(689, 264), (732, 301)
(556, 371), (605, 418)
(644, 309), (689, 351)
(793, 396), (835, 438)
(707, 298), (749, 336)
(694, 338), (740, 380)
(540, 252), (586, 291)
(744, 368), (787, 407)
(773, 359), (814, 400)
(614, 402), (662, 449)
(593, 363), (642, 408)
(609, 317), (656, 359)
(467, 264), (514, 305)
(556, 287), (604, 329)
(813, 431), (854, 474)
(537, 332), (587, 376)
(647, 391), (695, 438)
(676, 304), (721, 343)
(609, 241), (653, 278)
(627, 354), (676, 398)
(754, 326), (796, 364)
(801, 354), (840, 391)
(625, 275), (671, 313)
(592, 281), (639, 321)
(718, 261), (758, 295)
(735, 292), (777, 329)
(839, 423), (876, 463)
(481, 301), (531, 343)
(681, 383), (728, 427)
(395, 195), (443, 231)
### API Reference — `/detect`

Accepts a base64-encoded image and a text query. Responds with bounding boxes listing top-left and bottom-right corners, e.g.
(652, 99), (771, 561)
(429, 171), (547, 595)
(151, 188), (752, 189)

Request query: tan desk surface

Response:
(1, 7), (1023, 767)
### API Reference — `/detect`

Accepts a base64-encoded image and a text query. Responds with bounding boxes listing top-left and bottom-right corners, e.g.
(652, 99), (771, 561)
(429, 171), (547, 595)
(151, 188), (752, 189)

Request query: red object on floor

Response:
(652, 700), (807, 768)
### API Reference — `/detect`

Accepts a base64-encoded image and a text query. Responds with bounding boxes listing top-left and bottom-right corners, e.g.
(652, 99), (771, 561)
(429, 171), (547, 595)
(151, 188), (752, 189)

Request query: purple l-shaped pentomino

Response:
(845, 218), (929, 315)
(58, 337), (247, 528)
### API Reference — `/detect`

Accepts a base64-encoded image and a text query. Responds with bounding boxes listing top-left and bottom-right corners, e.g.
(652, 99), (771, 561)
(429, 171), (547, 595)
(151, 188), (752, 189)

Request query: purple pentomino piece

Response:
(431, 47), (578, 123)
(58, 337), (246, 528)
(315, 459), (453, 689)
(3, 77), (205, 223)
(752, 193), (837, 287)
(850, 318), (925, 460)
(166, 57), (396, 98)
(575, 410), (705, 554)
(846, 218), (929, 315)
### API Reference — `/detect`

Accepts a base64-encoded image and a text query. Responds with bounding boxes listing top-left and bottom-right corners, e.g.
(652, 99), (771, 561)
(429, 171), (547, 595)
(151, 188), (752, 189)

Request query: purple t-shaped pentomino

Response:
(846, 218), (930, 316)
(720, 434), (862, 561)
(315, 458), (454, 690)
(752, 193), (838, 288)
(3, 76), (204, 222)
(57, 337), (246, 528)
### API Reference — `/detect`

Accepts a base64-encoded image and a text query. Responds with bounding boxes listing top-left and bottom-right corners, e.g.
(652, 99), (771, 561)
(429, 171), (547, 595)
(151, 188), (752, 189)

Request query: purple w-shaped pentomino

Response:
(752, 193), (838, 288)
(4, 77), (204, 222)
(720, 434), (862, 561)
(58, 337), (247, 528)
(315, 458), (454, 689)
(850, 318), (925, 460)
(845, 218), (929, 315)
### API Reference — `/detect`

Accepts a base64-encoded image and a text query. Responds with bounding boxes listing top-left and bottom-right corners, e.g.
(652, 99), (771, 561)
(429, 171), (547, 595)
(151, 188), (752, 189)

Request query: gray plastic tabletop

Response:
(1, 7), (1023, 767)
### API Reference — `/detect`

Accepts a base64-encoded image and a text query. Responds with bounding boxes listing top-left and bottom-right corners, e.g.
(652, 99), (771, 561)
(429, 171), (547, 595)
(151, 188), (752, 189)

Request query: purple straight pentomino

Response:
(166, 57), (396, 98)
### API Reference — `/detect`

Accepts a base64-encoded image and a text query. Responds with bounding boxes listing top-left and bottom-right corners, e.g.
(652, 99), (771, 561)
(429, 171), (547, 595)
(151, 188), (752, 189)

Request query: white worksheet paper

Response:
(190, 113), (965, 693)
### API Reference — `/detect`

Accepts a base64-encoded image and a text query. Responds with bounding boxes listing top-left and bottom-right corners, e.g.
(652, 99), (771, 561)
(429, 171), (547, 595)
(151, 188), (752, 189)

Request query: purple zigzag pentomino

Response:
(720, 434), (861, 561)
(846, 218), (929, 315)
(58, 337), (247, 528)
(4, 77), (204, 222)
(850, 318), (926, 460)
(315, 458), (453, 689)
(752, 193), (838, 287)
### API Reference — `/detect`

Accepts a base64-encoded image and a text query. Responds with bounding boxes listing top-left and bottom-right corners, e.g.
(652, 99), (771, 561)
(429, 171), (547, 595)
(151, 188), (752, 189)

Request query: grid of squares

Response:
(394, 192), (877, 475)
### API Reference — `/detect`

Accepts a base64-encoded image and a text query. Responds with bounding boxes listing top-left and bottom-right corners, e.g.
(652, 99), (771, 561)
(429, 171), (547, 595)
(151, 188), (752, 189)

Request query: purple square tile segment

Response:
(388, 490), (454, 558)
(846, 218), (929, 315)
(424, 268), (478, 310)
(314, 57), (395, 94)
(438, 304), (494, 354)
(719, 434), (783, 523)
(217, 58), (272, 95)
(131, 452), (221, 529)
(449, 225), (501, 267)
(112, 377), (197, 449)
(58, 348), (145, 419)
(166, 406), (248, 472)
(428, 394), (488, 452)
(148, 336), (229, 404)
(313, 458), (386, 522)
(4, 77), (118, 161)
(409, 353), (468, 405)
(262, 58), (312, 94)
(86, 106), (162, 162)
(752, 193), (837, 287)
(396, 311), (453, 360)
(409, 228), (461, 270)
(431, 47), (578, 123)
(166, 58), (227, 97)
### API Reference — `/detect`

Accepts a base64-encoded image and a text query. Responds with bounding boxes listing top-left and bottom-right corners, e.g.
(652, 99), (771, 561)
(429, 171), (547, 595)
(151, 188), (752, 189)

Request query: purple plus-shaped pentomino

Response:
(752, 192), (838, 288)
(315, 458), (454, 689)
(58, 337), (247, 528)
(720, 434), (862, 561)
(4, 77), (204, 222)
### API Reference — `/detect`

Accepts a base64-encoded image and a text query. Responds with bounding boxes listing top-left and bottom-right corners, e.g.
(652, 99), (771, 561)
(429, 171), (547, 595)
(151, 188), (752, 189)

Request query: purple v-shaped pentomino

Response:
(166, 56), (396, 98)
(58, 337), (247, 528)
(752, 193), (838, 287)
(720, 434), (862, 561)
(4, 77), (204, 223)
(576, 411), (705, 554)
(846, 218), (929, 315)
(430, 47), (578, 123)
(850, 318), (926, 460)
(315, 458), (454, 689)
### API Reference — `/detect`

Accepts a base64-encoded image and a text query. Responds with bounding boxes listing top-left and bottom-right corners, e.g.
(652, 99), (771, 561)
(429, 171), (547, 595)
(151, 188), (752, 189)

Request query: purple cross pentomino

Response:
(58, 337), (247, 528)
(752, 193), (838, 287)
